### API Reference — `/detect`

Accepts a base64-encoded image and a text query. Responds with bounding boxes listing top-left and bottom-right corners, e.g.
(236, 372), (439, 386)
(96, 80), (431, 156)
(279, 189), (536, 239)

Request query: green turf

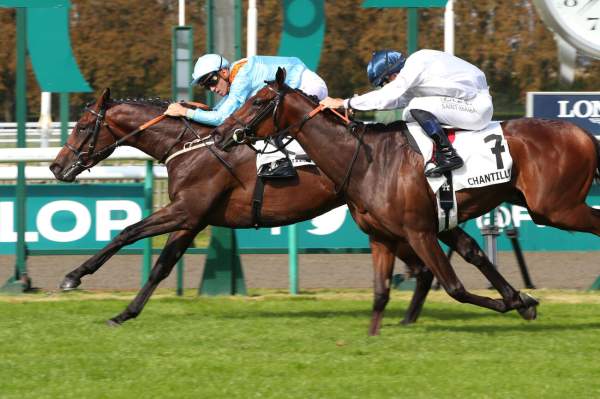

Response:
(1, 290), (600, 398)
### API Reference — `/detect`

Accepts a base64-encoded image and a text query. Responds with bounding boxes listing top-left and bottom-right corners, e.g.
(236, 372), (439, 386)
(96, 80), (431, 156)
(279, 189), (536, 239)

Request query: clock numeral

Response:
(564, 0), (578, 6)
(588, 17), (600, 30)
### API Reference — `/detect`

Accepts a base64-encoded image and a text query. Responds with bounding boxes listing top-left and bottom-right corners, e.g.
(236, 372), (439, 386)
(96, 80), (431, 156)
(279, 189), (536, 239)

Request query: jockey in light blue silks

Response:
(165, 54), (328, 178)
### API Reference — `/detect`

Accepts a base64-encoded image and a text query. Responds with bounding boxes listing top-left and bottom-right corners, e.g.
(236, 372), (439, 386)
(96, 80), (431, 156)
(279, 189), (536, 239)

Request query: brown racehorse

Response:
(216, 68), (600, 327)
(49, 89), (535, 334)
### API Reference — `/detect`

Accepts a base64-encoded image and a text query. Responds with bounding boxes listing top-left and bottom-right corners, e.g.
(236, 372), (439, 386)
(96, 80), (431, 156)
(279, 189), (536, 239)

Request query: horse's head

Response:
(215, 67), (295, 151)
(50, 88), (119, 182)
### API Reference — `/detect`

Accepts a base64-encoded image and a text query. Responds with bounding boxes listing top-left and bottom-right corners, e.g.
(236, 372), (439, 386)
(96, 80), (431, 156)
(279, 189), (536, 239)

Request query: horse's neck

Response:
(293, 111), (370, 187)
(110, 106), (209, 161)
(289, 104), (409, 197)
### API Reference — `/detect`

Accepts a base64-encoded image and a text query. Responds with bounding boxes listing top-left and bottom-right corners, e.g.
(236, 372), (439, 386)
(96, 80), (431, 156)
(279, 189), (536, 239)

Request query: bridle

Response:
(226, 85), (291, 154)
(222, 84), (367, 195)
(63, 103), (168, 178)
(63, 103), (117, 177)
(62, 101), (239, 181)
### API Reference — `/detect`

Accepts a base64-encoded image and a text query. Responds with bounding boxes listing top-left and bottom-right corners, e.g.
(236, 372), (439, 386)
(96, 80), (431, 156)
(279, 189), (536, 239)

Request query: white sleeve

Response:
(344, 55), (424, 111)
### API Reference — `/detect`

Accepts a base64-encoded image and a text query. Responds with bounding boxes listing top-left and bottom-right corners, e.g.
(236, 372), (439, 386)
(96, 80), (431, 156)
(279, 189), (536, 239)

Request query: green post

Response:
(234, 0), (242, 59)
(60, 92), (69, 144)
(199, 0), (246, 296)
(141, 160), (153, 285)
(176, 258), (184, 296)
(407, 8), (419, 54)
(205, 0), (214, 106)
(171, 26), (194, 102)
(3, 8), (30, 292)
(199, 228), (246, 295)
(590, 276), (600, 290)
(288, 224), (299, 295)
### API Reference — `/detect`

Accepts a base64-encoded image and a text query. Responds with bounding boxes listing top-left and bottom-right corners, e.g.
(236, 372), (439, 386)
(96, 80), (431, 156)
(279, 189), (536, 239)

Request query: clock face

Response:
(545, 0), (600, 57)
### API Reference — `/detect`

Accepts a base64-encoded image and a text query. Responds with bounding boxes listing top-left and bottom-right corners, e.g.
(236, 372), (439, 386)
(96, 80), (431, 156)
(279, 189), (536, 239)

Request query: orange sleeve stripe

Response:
(229, 59), (248, 83)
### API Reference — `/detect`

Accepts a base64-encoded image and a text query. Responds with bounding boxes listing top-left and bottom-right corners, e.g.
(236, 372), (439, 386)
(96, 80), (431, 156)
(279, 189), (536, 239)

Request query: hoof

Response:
(106, 318), (122, 327)
(517, 292), (539, 321)
(60, 276), (81, 291)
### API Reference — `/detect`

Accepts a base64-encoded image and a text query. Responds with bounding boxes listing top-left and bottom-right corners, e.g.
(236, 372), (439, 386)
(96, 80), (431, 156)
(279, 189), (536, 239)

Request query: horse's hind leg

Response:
(438, 227), (538, 320)
(60, 202), (193, 290)
(393, 242), (434, 325)
(369, 239), (435, 333)
(532, 203), (600, 236)
(107, 229), (199, 326)
(400, 260), (434, 325)
(405, 230), (511, 313)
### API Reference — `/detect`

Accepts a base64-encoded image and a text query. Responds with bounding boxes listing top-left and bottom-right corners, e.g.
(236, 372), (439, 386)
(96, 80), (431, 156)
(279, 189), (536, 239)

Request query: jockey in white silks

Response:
(164, 54), (328, 178)
(320, 49), (494, 177)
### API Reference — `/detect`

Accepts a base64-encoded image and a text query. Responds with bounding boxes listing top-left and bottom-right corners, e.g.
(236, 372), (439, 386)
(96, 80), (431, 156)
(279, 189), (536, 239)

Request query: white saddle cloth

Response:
(406, 121), (513, 231)
(254, 138), (315, 169)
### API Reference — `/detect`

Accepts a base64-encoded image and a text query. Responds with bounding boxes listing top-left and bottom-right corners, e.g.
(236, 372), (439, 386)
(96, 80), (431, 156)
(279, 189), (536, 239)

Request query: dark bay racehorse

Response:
(216, 68), (600, 326)
(50, 89), (535, 334)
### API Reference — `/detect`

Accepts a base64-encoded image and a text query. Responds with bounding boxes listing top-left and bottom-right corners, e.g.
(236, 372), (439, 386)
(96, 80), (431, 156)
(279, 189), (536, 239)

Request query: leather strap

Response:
(251, 176), (265, 228)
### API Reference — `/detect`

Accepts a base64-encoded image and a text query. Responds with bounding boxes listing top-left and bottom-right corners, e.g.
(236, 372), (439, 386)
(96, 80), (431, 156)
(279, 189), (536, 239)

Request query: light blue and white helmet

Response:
(190, 54), (230, 86)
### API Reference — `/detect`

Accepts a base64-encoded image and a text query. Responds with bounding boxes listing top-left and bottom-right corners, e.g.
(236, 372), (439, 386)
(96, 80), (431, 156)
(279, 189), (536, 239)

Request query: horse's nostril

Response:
(49, 163), (62, 176)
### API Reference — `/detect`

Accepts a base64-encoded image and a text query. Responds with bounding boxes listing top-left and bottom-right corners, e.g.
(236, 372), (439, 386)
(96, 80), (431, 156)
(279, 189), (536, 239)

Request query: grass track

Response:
(1, 289), (600, 398)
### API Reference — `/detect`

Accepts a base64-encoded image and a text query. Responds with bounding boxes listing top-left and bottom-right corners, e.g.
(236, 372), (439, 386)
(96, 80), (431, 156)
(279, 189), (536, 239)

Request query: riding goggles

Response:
(199, 72), (220, 88)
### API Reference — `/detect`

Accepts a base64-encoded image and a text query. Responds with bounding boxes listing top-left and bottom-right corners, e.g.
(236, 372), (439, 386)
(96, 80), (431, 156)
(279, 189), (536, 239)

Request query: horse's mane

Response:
(288, 85), (408, 137)
(86, 97), (171, 111)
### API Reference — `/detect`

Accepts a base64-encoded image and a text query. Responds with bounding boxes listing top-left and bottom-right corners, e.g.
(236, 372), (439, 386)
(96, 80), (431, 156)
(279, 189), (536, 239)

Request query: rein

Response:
(64, 101), (236, 179)
(226, 86), (362, 195)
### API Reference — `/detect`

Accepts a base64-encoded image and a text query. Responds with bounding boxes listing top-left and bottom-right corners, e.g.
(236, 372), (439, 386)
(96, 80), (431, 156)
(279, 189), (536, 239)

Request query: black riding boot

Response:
(257, 157), (297, 179)
(410, 109), (464, 177)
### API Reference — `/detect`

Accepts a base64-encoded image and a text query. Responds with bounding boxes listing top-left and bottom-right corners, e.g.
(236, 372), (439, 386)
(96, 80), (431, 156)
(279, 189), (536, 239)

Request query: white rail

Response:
(0, 165), (168, 180)
(0, 147), (166, 180)
(0, 146), (152, 163)
(0, 122), (76, 144)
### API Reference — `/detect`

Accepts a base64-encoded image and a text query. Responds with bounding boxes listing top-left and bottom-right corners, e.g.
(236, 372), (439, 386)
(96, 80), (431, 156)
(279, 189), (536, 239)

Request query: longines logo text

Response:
(557, 100), (600, 121)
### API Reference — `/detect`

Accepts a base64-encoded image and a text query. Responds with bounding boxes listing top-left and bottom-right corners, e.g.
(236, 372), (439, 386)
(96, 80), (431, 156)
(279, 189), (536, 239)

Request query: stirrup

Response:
(257, 159), (297, 179)
(424, 157), (463, 178)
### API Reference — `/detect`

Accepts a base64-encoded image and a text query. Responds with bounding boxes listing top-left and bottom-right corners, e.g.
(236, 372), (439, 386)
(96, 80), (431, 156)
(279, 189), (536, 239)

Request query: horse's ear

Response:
(276, 67), (286, 87)
(94, 88), (111, 109)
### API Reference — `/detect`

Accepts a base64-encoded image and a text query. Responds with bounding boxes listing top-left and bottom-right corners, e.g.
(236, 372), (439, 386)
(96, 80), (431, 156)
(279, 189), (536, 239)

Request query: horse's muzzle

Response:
(49, 162), (77, 182)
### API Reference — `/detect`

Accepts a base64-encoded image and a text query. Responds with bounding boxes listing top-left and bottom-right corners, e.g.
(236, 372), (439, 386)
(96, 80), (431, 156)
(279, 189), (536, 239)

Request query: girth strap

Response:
(439, 171), (454, 231)
(251, 176), (266, 229)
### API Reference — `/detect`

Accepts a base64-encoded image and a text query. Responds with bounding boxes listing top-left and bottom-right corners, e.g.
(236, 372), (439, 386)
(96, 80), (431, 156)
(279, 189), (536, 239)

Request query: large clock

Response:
(533, 0), (600, 59)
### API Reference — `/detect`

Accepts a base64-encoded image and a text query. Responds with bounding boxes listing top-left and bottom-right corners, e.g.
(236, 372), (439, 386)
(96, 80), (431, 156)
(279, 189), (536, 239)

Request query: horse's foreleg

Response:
(368, 237), (396, 336)
(405, 229), (509, 313)
(438, 227), (537, 319)
(60, 203), (192, 290)
(108, 229), (198, 326)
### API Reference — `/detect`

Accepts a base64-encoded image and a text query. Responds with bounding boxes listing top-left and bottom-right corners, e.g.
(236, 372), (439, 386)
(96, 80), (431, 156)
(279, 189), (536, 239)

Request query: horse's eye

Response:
(253, 99), (265, 106)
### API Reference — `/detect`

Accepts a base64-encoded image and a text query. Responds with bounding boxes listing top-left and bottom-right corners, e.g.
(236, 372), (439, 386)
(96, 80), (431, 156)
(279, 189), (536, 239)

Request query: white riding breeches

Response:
(402, 90), (493, 131)
(256, 69), (328, 168)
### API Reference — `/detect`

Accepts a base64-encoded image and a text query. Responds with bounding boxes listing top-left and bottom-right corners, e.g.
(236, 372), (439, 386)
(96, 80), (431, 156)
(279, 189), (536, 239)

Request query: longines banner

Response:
(236, 185), (600, 251)
(2, 183), (598, 253)
(0, 184), (144, 254)
(526, 91), (600, 134)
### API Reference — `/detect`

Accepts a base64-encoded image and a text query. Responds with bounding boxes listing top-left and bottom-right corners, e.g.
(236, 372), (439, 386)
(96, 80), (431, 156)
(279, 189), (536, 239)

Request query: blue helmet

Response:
(367, 50), (406, 87)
